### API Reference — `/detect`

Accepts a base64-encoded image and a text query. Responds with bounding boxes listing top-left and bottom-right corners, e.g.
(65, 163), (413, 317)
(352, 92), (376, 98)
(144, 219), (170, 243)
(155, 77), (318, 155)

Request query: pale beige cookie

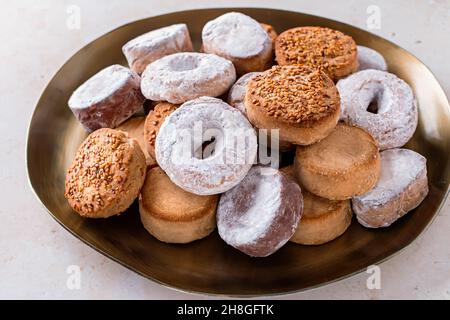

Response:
(281, 166), (352, 245)
(139, 166), (218, 243)
(292, 191), (352, 245)
(294, 124), (380, 200)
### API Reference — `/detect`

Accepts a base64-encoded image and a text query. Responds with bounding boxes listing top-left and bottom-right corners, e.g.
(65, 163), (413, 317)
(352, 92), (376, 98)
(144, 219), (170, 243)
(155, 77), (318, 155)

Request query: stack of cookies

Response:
(64, 12), (428, 258)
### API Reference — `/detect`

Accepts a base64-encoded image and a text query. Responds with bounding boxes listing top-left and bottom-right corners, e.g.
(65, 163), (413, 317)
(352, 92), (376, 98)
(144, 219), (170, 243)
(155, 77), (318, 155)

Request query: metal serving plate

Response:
(27, 8), (450, 296)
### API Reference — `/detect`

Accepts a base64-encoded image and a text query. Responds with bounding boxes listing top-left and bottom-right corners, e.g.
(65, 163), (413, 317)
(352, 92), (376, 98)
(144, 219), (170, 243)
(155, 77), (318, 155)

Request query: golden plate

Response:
(27, 8), (450, 296)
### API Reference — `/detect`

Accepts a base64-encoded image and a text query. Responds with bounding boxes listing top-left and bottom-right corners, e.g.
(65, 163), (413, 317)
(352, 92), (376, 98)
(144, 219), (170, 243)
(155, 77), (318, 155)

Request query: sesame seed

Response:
(64, 128), (132, 214)
(275, 26), (357, 81)
(247, 65), (339, 124)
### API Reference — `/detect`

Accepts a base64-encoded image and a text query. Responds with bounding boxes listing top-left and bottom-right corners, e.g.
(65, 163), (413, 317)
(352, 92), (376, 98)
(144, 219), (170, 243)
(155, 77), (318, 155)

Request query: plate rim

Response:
(26, 7), (450, 297)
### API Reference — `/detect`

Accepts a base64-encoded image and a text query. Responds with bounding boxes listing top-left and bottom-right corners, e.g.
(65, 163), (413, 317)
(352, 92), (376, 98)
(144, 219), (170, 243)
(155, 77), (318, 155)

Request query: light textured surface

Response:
(354, 149), (428, 228)
(1, 0), (450, 299)
(156, 97), (257, 195)
(141, 52), (236, 103)
(217, 166), (301, 257)
(357, 45), (388, 71)
(227, 71), (262, 114)
(122, 23), (193, 74)
(202, 11), (271, 58)
(337, 69), (417, 150)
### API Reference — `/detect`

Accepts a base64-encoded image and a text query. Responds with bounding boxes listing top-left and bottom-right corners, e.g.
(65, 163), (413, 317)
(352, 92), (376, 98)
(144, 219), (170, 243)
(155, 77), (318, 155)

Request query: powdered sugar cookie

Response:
(227, 72), (261, 114)
(337, 69), (417, 150)
(68, 65), (144, 132)
(202, 12), (272, 75)
(353, 148), (428, 228)
(122, 24), (193, 74)
(141, 52), (236, 104)
(217, 166), (303, 257)
(357, 45), (387, 71)
(156, 97), (257, 195)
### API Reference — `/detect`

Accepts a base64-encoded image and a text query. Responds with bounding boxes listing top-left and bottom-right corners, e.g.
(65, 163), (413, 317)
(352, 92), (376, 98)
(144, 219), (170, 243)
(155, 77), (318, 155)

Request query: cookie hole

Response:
(364, 84), (385, 114)
(169, 57), (199, 71)
(367, 98), (379, 114)
(195, 137), (216, 159)
(191, 126), (224, 160)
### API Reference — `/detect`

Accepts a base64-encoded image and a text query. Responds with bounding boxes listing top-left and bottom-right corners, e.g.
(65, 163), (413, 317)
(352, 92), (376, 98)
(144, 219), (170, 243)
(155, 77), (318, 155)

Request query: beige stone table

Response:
(1, 0), (449, 299)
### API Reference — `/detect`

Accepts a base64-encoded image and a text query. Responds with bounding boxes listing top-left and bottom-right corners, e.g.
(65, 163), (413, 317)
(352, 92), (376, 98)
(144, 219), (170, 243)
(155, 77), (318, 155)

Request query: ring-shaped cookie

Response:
(337, 69), (417, 150)
(141, 52), (236, 104)
(156, 97), (257, 195)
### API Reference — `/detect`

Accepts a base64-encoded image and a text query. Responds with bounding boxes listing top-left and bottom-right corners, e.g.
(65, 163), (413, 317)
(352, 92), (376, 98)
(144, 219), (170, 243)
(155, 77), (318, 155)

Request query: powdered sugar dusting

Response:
(217, 166), (303, 257)
(122, 24), (193, 74)
(202, 12), (271, 59)
(68, 65), (144, 131)
(356, 149), (426, 203)
(69, 65), (131, 108)
(353, 148), (428, 227)
(141, 52), (236, 104)
(357, 45), (387, 71)
(227, 72), (261, 114)
(219, 167), (282, 246)
(156, 97), (257, 195)
(337, 69), (417, 150)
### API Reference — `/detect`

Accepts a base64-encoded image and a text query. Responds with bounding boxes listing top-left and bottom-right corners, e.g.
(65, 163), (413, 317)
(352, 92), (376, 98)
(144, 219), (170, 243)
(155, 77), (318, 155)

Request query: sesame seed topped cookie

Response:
(64, 128), (146, 218)
(275, 26), (358, 81)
